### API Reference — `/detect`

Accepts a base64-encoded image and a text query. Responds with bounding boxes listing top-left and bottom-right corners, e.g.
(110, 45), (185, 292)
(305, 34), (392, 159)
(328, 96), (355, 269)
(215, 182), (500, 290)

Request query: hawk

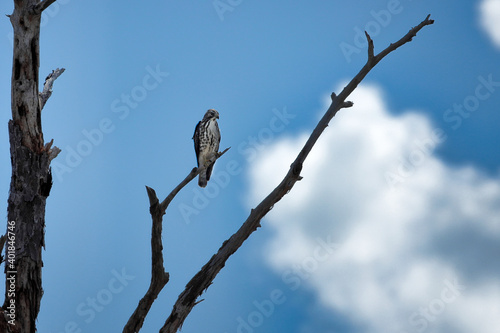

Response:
(193, 109), (220, 187)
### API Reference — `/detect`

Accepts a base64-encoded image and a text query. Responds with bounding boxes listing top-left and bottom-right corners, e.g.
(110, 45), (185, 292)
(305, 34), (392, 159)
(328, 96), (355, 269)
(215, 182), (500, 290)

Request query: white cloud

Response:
(247, 84), (500, 332)
(479, 0), (500, 49)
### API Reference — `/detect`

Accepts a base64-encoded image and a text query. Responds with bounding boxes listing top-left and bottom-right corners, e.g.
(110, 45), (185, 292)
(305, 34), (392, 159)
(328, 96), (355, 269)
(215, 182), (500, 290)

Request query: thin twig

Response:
(160, 147), (231, 212)
(159, 14), (434, 333)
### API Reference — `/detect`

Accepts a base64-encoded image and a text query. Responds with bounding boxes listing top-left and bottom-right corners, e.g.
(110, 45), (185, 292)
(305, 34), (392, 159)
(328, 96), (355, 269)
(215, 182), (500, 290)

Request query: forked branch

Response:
(123, 147), (230, 333)
(159, 15), (434, 333)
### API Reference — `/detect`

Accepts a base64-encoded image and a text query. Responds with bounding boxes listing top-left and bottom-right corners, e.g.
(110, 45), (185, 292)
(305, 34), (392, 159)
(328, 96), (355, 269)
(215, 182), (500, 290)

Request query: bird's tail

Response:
(198, 172), (207, 188)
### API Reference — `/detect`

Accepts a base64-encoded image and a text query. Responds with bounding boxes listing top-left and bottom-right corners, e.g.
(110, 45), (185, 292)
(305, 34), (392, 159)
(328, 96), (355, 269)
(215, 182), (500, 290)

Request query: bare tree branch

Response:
(31, 0), (58, 15)
(365, 31), (375, 61)
(294, 14), (434, 171)
(122, 186), (170, 333)
(39, 68), (65, 110)
(123, 147), (230, 333)
(159, 15), (434, 333)
(160, 147), (231, 212)
(38, 68), (65, 161)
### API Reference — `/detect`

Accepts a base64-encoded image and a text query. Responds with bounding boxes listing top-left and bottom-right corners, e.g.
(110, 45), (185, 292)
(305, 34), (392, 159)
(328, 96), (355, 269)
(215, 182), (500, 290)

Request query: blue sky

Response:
(0, 0), (499, 332)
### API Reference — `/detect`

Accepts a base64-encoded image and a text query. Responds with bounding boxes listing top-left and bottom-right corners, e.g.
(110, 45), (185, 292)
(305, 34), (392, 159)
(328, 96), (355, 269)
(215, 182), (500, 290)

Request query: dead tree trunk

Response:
(1, 1), (61, 332)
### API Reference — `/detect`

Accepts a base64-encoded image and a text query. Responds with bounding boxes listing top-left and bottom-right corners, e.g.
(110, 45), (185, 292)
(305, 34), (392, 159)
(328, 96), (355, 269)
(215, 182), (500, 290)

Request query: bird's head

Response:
(206, 109), (219, 120)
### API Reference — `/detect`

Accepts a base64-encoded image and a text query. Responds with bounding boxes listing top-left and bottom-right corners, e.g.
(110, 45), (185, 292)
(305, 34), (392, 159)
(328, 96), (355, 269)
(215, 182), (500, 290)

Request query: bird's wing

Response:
(214, 120), (221, 150)
(193, 121), (201, 165)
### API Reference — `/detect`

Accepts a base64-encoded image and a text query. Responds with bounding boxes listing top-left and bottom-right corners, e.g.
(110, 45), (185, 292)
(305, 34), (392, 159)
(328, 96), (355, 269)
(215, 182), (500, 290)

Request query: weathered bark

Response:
(1, 0), (61, 332)
(3, 122), (52, 333)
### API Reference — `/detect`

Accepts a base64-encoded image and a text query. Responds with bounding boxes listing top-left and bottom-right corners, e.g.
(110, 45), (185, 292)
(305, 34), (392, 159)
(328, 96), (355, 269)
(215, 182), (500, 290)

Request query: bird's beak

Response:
(216, 114), (219, 119)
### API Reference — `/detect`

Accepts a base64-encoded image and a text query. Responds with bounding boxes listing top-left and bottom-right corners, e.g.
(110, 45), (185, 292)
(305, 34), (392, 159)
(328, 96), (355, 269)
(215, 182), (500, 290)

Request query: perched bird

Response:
(193, 109), (221, 187)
